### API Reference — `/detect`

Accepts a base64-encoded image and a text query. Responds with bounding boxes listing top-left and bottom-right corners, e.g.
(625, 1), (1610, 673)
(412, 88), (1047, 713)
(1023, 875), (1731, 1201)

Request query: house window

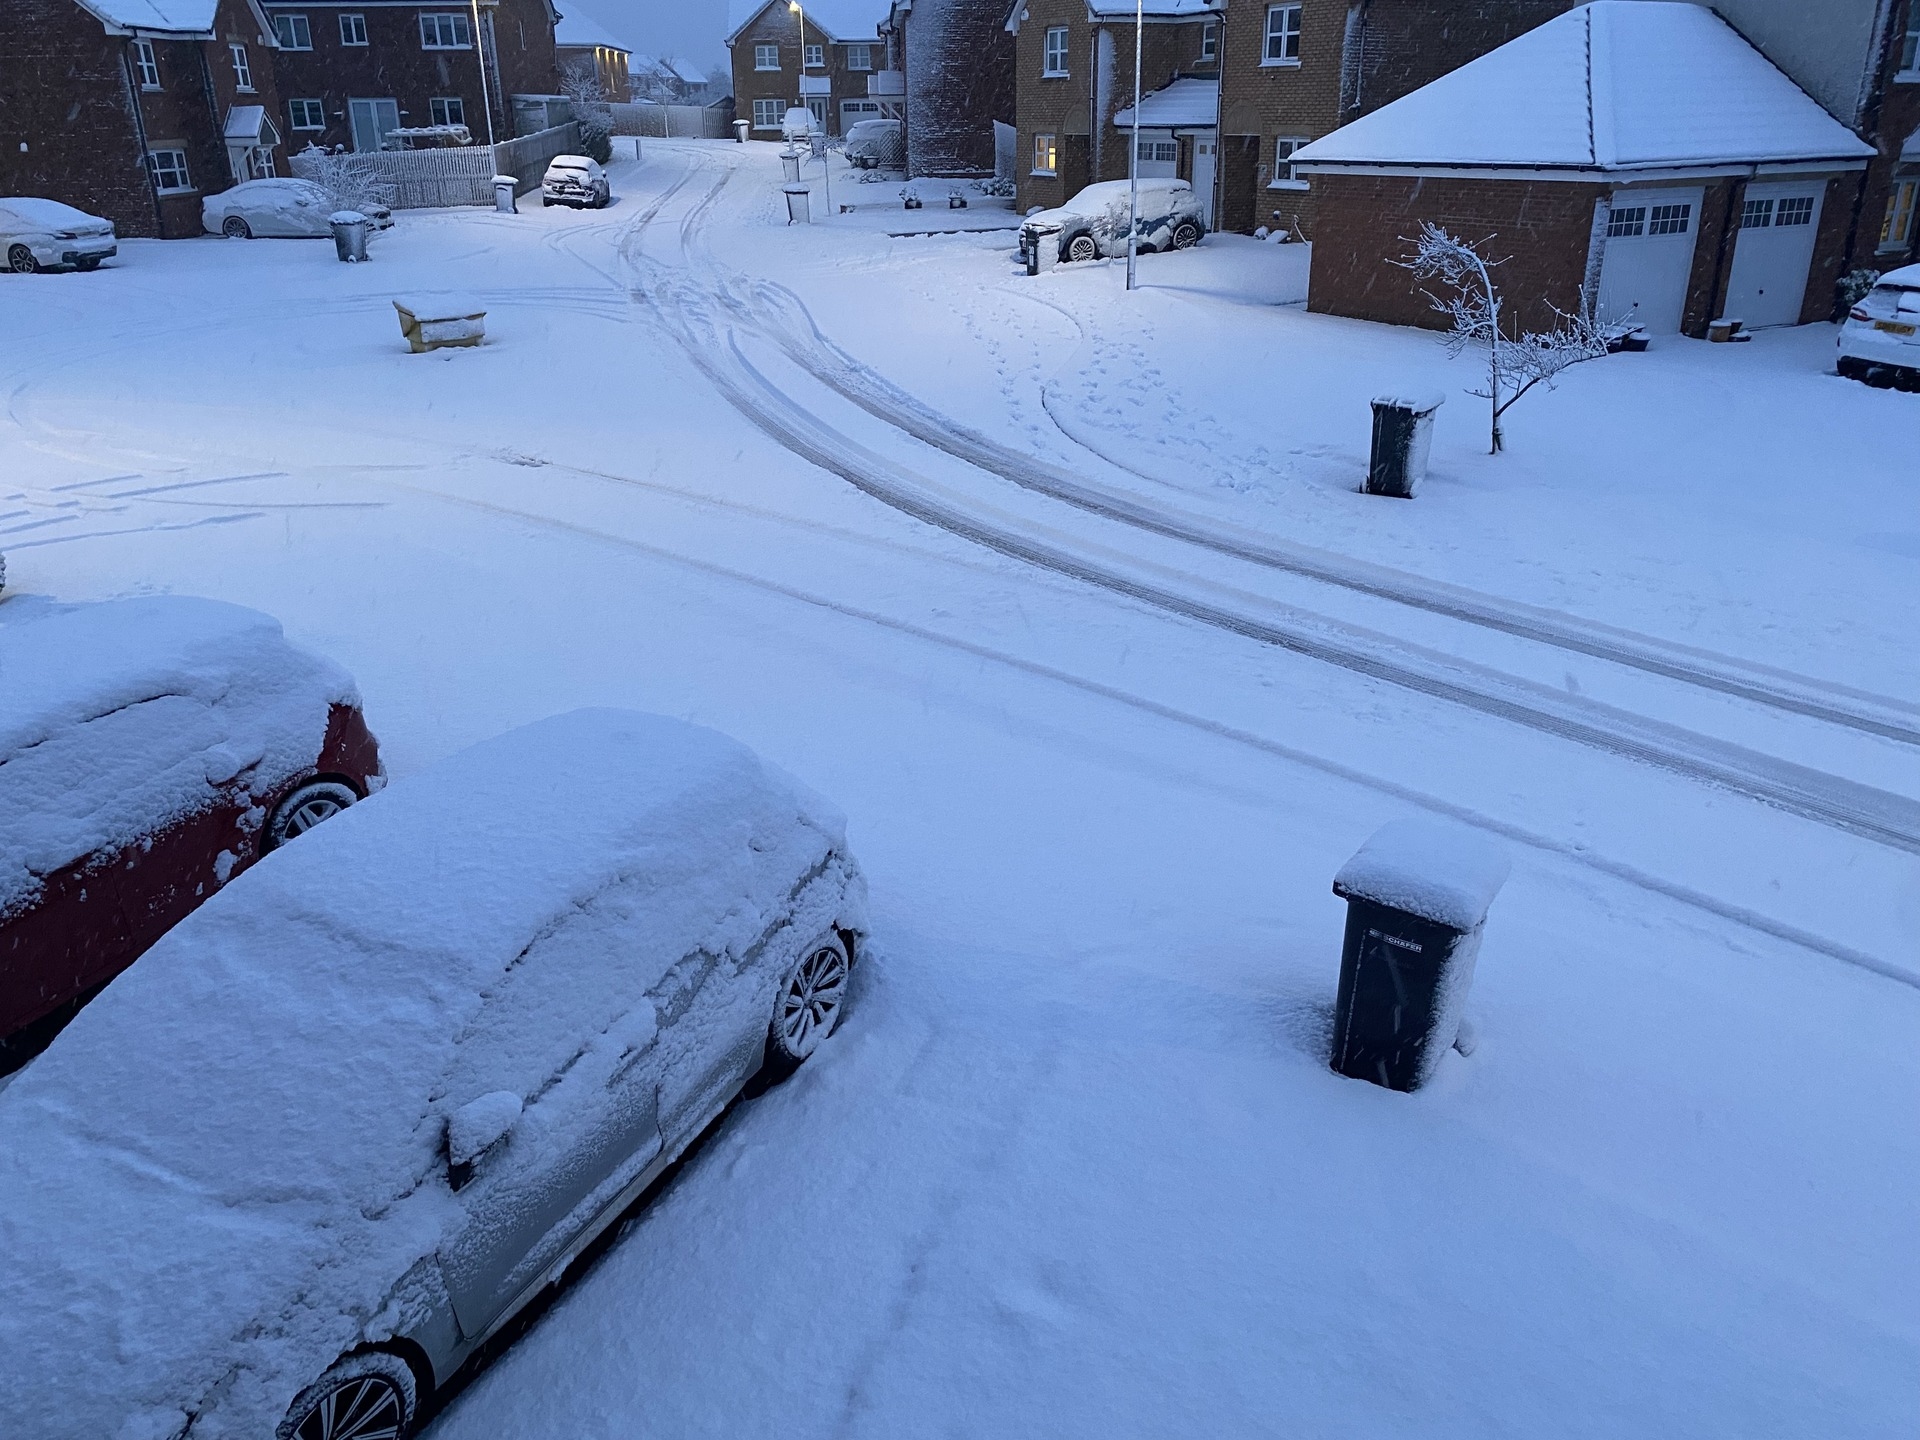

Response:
(1269, 135), (1307, 186)
(804, 43), (824, 66)
(846, 43), (871, 70)
(430, 96), (465, 126)
(1883, 179), (1918, 249)
(754, 42), (779, 70)
(1740, 196), (1774, 229)
(132, 38), (160, 88)
(419, 13), (471, 48)
(339, 12), (367, 44)
(1200, 21), (1218, 61)
(1032, 131), (1057, 175)
(230, 43), (254, 90)
(1900, 12), (1920, 76)
(147, 148), (192, 193)
(1774, 195), (1814, 227)
(1264, 4), (1301, 64)
(1647, 201), (1691, 235)
(1136, 138), (1178, 163)
(752, 96), (783, 129)
(1043, 26), (1069, 76)
(1607, 205), (1646, 237)
(289, 97), (326, 129)
(273, 13), (311, 49)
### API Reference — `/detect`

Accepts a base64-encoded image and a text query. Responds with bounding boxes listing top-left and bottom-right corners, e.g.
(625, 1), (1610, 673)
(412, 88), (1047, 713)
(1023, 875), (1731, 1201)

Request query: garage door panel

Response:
(1724, 181), (1824, 330)
(1597, 186), (1704, 335)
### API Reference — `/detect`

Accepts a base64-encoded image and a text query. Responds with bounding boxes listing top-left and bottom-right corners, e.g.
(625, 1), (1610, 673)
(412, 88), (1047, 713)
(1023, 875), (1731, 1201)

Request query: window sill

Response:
(1877, 242), (1915, 254)
(754, 66), (781, 72)
(139, 84), (161, 92)
(1267, 178), (1308, 190)
(1040, 71), (1069, 80)
(154, 189), (197, 197)
(1031, 170), (1057, 178)
(235, 85), (256, 93)
(1894, 69), (1920, 84)
(1259, 58), (1301, 68)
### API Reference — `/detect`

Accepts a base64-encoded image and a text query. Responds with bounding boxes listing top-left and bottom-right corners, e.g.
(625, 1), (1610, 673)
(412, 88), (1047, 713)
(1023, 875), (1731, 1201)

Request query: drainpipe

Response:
(120, 41), (167, 238)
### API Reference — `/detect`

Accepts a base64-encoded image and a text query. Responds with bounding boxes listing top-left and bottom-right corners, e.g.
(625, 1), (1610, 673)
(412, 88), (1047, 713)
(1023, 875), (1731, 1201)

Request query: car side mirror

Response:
(446, 1090), (522, 1191)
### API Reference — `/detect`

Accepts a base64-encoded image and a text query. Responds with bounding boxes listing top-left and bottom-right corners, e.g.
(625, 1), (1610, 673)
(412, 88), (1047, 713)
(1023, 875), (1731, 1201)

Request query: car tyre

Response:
(762, 935), (852, 1081)
(1065, 234), (1098, 263)
(74, 257), (101, 272)
(264, 778), (359, 852)
(8, 244), (38, 274)
(222, 216), (253, 239)
(279, 1351), (419, 1440)
(1171, 220), (1201, 250)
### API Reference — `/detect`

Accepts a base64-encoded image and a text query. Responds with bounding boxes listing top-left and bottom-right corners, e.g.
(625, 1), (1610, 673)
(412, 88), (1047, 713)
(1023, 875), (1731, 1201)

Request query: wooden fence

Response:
(291, 123), (581, 209)
(607, 103), (734, 140)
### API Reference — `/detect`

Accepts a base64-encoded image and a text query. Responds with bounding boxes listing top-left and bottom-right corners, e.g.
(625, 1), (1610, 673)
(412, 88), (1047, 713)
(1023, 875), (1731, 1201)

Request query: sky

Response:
(568, 0), (731, 71)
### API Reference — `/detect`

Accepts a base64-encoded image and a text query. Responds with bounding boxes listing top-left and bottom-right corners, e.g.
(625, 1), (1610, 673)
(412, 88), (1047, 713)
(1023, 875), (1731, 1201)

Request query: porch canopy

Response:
(224, 105), (278, 147)
(1113, 77), (1219, 131)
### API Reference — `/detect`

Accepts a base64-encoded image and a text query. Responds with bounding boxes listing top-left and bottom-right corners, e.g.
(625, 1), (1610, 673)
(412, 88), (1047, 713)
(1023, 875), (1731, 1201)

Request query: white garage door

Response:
(1723, 182), (1825, 330)
(841, 99), (881, 133)
(1597, 187), (1704, 335)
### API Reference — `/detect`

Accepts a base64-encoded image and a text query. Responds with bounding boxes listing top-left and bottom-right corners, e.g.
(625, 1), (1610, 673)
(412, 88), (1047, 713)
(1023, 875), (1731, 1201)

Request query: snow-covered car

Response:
(0, 596), (381, 1069)
(203, 178), (393, 239)
(1018, 178), (1208, 269)
(843, 117), (904, 169)
(0, 707), (866, 1440)
(1837, 263), (1920, 389)
(781, 105), (816, 142)
(0, 197), (116, 273)
(541, 154), (610, 208)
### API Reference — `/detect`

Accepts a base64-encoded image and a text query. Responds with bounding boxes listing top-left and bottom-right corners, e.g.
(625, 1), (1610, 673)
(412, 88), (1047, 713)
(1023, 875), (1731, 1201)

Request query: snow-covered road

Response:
(2, 141), (1915, 1436)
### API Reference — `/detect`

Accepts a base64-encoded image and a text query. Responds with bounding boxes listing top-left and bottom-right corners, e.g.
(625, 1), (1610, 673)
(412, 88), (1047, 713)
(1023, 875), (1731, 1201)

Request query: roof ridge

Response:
(1583, 5), (1596, 167)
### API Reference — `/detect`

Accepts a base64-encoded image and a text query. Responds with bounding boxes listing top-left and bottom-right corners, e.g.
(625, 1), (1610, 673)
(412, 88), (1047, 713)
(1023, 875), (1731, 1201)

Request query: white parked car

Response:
(1018, 178), (1208, 269)
(843, 117), (904, 170)
(0, 708), (867, 1440)
(203, 179), (393, 239)
(1837, 263), (1920, 389)
(781, 105), (817, 143)
(0, 197), (115, 273)
(541, 154), (610, 208)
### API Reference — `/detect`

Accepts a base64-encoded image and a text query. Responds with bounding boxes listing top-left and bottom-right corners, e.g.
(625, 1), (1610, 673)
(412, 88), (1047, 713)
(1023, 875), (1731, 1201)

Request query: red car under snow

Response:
(0, 595), (381, 1069)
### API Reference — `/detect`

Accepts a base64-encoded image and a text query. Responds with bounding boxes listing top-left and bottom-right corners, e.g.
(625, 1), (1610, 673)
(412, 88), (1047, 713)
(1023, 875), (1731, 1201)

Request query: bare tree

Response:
(560, 62), (614, 161)
(1398, 223), (1611, 454)
(291, 144), (385, 214)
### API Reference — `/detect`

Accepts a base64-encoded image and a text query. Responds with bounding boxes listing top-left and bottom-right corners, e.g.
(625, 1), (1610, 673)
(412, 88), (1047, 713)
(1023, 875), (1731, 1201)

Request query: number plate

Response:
(1874, 319), (1917, 335)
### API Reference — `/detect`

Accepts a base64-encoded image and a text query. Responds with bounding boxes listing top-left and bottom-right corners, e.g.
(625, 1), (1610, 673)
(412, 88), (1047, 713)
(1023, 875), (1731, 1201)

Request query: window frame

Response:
(845, 42), (871, 70)
(1200, 20), (1218, 61)
(751, 96), (783, 130)
(1032, 131), (1058, 176)
(803, 42), (824, 67)
(1739, 196), (1774, 230)
(754, 42), (779, 70)
(132, 37), (160, 89)
(1647, 201), (1691, 236)
(147, 147), (193, 194)
(339, 12), (368, 44)
(1267, 135), (1309, 189)
(1899, 14), (1920, 78)
(1607, 205), (1647, 238)
(230, 42), (254, 90)
(273, 13), (312, 50)
(1882, 178), (1918, 250)
(1042, 25), (1069, 78)
(419, 12), (472, 49)
(429, 95), (466, 127)
(288, 97), (326, 130)
(1263, 4), (1302, 65)
(1773, 195), (1814, 228)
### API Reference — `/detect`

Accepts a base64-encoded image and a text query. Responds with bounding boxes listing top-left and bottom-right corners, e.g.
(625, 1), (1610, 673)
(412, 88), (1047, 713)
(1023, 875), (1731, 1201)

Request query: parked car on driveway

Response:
(843, 117), (903, 169)
(1838, 263), (1920, 389)
(0, 197), (116, 273)
(203, 178), (393, 239)
(0, 595), (381, 1070)
(782, 105), (817, 143)
(1018, 178), (1207, 270)
(0, 707), (867, 1440)
(541, 155), (610, 208)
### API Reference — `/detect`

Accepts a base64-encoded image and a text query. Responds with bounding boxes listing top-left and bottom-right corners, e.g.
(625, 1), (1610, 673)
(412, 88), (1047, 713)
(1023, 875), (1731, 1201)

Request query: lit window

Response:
(419, 13), (471, 49)
(1648, 202), (1691, 236)
(1032, 131), (1057, 175)
(804, 43), (823, 66)
(230, 43), (253, 90)
(752, 97), (783, 128)
(1200, 21), (1217, 60)
(289, 97), (326, 130)
(273, 14), (311, 49)
(755, 43), (779, 70)
(339, 13), (367, 44)
(1882, 179), (1917, 249)
(132, 38), (160, 88)
(147, 148), (192, 193)
(1607, 206), (1646, 238)
(430, 96), (465, 127)
(846, 43), (871, 70)
(1043, 26), (1069, 76)
(1264, 4), (1301, 64)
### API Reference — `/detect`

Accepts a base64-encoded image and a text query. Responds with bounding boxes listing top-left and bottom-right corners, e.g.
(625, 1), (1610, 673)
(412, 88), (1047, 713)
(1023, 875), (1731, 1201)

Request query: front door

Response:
(1724, 182), (1824, 329)
(1186, 131), (1216, 227)
(348, 98), (400, 153)
(1597, 187), (1704, 335)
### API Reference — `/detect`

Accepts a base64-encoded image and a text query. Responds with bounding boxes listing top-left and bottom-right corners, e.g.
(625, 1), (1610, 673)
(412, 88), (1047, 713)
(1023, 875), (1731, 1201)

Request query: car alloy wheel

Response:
(1066, 234), (1098, 263)
(264, 778), (359, 851)
(1171, 221), (1201, 249)
(281, 1352), (418, 1440)
(771, 941), (850, 1068)
(222, 215), (252, 239)
(8, 244), (38, 274)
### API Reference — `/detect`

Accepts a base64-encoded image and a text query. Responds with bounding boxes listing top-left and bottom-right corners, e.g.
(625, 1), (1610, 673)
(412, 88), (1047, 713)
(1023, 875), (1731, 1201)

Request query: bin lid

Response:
(1372, 391), (1446, 414)
(328, 210), (366, 225)
(1333, 818), (1510, 931)
(782, 184), (811, 195)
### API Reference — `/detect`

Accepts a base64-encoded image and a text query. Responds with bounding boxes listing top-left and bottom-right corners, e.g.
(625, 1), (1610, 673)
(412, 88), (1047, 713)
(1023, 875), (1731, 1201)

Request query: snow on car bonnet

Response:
(1334, 818), (1511, 931)
(0, 196), (102, 229)
(0, 595), (356, 918)
(0, 708), (863, 1440)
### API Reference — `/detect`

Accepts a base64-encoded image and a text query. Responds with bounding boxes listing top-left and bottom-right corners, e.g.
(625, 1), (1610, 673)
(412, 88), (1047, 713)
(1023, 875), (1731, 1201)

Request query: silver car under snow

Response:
(1019, 178), (1208, 269)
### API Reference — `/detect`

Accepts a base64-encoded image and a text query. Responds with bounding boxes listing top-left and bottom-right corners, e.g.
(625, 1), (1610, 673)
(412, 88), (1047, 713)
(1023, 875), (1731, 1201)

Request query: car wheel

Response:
(1171, 220), (1201, 249)
(1065, 234), (1098, 263)
(279, 1351), (419, 1440)
(221, 215), (252, 239)
(7, 244), (38, 274)
(264, 778), (359, 851)
(74, 257), (101, 272)
(763, 935), (851, 1080)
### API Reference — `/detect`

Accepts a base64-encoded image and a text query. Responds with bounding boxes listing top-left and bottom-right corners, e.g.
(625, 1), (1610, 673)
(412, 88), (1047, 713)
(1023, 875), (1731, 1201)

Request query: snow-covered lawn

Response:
(2, 140), (1913, 1436)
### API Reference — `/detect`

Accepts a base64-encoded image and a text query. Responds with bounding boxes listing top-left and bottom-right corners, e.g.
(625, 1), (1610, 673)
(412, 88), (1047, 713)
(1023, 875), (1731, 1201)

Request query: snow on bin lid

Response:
(1334, 819), (1511, 931)
(393, 293), (486, 320)
(327, 209), (365, 225)
(1373, 391), (1446, 413)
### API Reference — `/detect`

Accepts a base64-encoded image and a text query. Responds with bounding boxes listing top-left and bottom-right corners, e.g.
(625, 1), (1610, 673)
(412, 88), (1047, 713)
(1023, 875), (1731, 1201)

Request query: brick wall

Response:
(729, 2), (881, 138)
(898, 0), (1014, 176)
(1009, 0), (1090, 211)
(1846, 0), (1920, 287)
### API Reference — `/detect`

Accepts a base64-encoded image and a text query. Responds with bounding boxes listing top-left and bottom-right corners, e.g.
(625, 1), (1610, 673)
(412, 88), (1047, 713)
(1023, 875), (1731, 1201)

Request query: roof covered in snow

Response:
(727, 0), (885, 42)
(555, 4), (630, 51)
(1292, 2), (1874, 174)
(71, 0), (218, 35)
(1113, 77), (1219, 130)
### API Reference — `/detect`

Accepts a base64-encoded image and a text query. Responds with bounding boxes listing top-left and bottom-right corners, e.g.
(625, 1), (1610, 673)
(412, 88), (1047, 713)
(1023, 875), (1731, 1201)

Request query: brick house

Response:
(727, 0), (891, 137)
(555, 5), (631, 102)
(0, 0), (288, 237)
(258, 0), (560, 152)
(883, 0), (1015, 176)
(1292, 3), (1874, 338)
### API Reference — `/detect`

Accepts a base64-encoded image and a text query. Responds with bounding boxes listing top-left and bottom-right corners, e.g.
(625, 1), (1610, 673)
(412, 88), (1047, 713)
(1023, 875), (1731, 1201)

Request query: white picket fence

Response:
(607, 103), (733, 139)
(291, 123), (581, 209)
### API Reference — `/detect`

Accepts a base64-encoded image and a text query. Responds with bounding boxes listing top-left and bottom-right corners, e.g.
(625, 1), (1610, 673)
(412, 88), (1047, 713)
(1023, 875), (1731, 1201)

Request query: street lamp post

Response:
(791, 1), (831, 216)
(1125, 0), (1142, 291)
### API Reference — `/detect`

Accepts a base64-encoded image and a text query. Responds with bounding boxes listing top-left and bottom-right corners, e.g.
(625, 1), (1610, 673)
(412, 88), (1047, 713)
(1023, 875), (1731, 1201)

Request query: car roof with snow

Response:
(548, 154), (595, 168)
(0, 708), (859, 1439)
(1064, 179), (1192, 205)
(0, 197), (102, 228)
